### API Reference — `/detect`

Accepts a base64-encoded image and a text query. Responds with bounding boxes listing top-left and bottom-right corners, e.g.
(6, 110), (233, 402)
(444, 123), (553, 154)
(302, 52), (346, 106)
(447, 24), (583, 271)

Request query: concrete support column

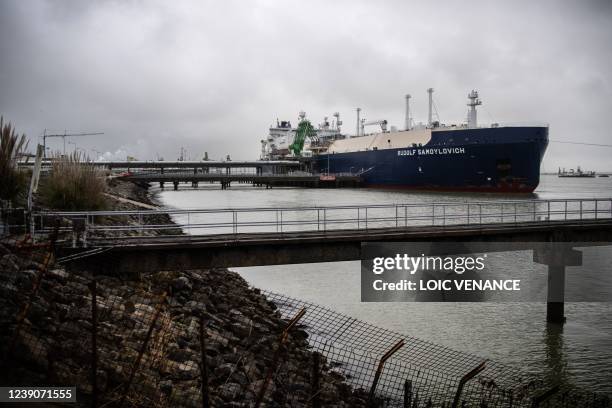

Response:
(173, 181), (179, 191)
(546, 265), (566, 324)
(533, 244), (582, 325)
(159, 182), (164, 189)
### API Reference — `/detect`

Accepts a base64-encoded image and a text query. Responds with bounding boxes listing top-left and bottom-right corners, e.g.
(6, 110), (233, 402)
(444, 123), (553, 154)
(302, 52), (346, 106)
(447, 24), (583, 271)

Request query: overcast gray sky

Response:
(1, 0), (611, 170)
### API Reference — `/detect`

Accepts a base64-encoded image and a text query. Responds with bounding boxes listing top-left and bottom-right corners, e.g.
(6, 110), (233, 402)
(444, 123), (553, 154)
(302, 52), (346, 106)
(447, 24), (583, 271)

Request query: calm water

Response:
(154, 174), (612, 393)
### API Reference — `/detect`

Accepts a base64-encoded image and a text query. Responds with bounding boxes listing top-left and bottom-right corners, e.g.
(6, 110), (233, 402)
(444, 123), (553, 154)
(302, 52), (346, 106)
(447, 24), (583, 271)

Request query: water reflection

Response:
(543, 323), (570, 390)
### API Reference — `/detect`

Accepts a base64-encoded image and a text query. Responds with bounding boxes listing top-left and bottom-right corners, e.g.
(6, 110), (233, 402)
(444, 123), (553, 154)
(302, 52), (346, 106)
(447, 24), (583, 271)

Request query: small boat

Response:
(558, 166), (596, 178)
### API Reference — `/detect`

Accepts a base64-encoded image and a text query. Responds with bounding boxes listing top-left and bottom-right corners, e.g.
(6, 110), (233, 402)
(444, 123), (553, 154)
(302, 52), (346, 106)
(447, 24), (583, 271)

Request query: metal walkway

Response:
(30, 198), (612, 273)
(33, 197), (612, 241)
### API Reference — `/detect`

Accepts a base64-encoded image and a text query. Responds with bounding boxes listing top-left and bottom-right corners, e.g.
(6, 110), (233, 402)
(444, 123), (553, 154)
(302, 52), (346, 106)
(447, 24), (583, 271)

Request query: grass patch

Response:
(0, 116), (29, 205)
(39, 152), (108, 210)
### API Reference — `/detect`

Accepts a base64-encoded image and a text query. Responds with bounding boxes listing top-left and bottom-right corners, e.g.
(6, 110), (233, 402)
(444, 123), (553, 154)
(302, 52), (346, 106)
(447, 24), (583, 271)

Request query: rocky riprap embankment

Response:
(0, 239), (372, 407)
(97, 178), (184, 237)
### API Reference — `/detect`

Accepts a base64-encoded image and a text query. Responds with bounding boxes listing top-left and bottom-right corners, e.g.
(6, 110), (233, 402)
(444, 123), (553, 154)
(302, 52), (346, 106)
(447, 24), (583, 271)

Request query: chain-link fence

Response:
(263, 291), (611, 407)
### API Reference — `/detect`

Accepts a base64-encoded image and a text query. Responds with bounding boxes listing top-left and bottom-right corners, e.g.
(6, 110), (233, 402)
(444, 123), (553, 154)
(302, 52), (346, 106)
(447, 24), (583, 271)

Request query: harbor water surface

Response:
(154, 174), (612, 394)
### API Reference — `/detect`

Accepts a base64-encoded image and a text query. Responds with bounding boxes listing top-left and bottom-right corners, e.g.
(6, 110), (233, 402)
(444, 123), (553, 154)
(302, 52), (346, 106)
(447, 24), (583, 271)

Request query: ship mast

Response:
(427, 88), (434, 127)
(467, 90), (482, 128)
(405, 94), (412, 130)
(355, 107), (361, 137)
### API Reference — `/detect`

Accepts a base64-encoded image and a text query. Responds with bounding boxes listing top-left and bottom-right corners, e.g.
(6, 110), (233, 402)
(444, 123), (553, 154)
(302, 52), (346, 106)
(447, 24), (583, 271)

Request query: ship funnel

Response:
(405, 94), (412, 130)
(427, 88), (434, 127)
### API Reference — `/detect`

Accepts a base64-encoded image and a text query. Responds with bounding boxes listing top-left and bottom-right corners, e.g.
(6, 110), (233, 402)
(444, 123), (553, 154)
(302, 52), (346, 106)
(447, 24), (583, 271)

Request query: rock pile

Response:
(0, 242), (373, 407)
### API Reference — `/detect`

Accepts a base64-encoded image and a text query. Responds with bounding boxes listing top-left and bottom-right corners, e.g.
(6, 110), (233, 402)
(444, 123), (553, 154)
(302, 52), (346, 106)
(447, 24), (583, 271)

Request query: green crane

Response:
(289, 119), (316, 157)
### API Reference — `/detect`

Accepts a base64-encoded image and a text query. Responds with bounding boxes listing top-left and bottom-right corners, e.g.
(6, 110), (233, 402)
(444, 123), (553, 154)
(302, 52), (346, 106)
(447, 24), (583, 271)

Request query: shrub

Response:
(39, 152), (108, 210)
(0, 116), (29, 205)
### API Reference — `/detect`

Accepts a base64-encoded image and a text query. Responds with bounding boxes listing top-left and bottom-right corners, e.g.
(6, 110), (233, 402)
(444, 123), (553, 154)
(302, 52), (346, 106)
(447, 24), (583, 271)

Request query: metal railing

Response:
(30, 198), (612, 244)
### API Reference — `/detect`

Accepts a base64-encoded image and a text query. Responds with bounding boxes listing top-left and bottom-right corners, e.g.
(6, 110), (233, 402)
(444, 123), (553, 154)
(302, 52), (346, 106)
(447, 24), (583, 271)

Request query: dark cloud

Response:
(1, 0), (611, 170)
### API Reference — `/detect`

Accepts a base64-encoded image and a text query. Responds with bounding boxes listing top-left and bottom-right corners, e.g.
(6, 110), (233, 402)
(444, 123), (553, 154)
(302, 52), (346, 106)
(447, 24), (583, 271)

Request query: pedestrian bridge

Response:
(32, 197), (612, 324)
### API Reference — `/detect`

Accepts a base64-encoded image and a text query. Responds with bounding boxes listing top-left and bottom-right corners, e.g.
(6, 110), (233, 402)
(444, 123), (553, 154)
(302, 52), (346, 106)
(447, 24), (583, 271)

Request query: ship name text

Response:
(397, 147), (465, 156)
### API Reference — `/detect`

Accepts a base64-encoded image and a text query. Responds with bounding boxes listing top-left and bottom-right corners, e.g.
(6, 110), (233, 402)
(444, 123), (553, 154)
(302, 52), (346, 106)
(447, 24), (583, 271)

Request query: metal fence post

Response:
(432, 204), (435, 226)
(311, 352), (321, 408)
(199, 316), (210, 408)
(442, 205), (446, 227)
(403, 380), (412, 408)
(451, 361), (486, 408)
(368, 339), (405, 405)
(514, 202), (517, 224)
(89, 280), (98, 408)
(255, 308), (306, 408)
(119, 292), (167, 407)
(323, 209), (326, 232)
(396, 205), (399, 228)
(30, 213), (36, 243)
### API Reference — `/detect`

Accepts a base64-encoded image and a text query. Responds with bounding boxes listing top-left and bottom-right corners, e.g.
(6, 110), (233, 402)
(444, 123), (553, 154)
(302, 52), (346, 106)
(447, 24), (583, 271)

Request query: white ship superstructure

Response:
(261, 112), (346, 159)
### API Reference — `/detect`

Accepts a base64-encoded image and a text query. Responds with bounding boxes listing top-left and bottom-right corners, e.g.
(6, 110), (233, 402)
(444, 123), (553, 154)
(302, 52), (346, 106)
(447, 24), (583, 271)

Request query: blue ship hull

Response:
(316, 126), (548, 193)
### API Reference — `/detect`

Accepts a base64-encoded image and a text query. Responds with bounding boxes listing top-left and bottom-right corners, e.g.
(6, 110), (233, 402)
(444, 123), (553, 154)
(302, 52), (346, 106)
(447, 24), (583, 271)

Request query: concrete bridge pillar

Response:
(192, 181), (198, 188)
(159, 182), (164, 189)
(161, 167), (164, 174)
(533, 244), (582, 324)
(173, 181), (179, 191)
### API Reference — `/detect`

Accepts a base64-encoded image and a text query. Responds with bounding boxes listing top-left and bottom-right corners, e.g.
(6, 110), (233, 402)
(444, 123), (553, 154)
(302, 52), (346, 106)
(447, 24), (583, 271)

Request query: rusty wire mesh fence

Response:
(1, 233), (611, 407)
(263, 291), (611, 408)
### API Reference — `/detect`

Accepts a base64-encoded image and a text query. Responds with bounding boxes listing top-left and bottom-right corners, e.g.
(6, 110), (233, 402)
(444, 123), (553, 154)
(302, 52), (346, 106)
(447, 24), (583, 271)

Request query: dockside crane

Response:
(289, 111), (317, 157)
(42, 129), (104, 157)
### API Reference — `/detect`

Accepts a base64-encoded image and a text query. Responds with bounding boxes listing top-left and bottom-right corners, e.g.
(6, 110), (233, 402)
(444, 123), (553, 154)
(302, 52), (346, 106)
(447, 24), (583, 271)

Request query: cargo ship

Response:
(263, 89), (549, 193)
